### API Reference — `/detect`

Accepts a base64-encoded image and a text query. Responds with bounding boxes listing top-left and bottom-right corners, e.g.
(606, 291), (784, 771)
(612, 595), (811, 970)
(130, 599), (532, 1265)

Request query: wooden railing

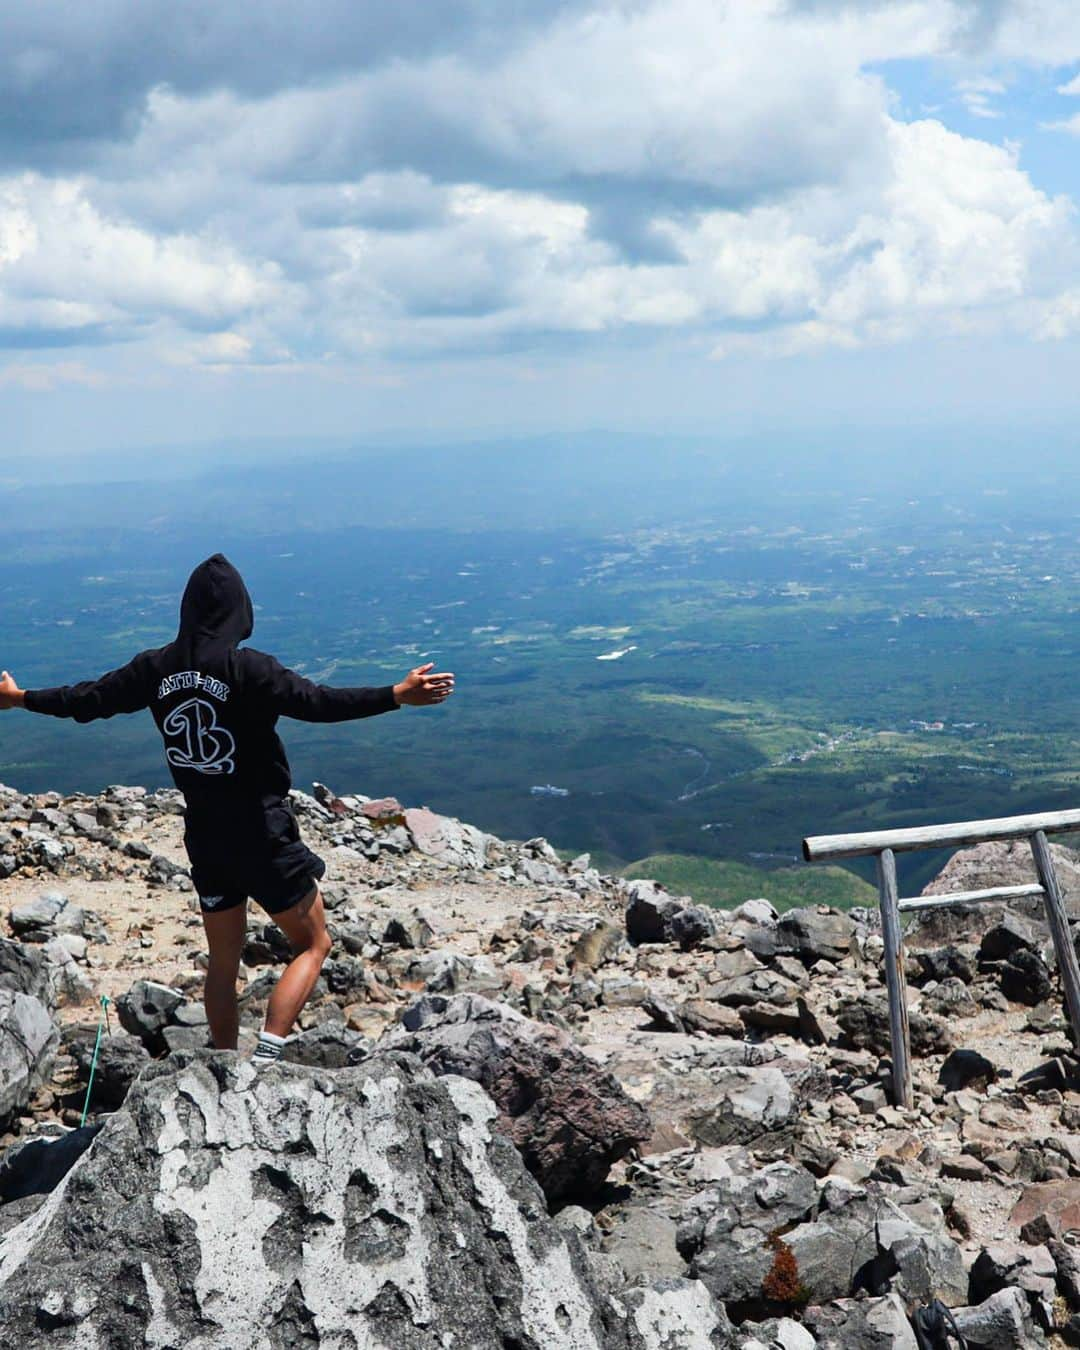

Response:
(802, 809), (1080, 1109)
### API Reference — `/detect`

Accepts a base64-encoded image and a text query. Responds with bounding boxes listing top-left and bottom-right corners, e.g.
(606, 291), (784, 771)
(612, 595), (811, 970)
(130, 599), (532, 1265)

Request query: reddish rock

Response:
(1010, 1179), (1080, 1232)
(361, 797), (406, 826)
(383, 993), (651, 1205)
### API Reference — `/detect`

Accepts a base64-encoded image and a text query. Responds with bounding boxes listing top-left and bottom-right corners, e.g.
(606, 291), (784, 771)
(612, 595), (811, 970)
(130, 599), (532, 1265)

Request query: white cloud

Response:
(0, 0), (1079, 372)
(0, 174), (283, 343)
(1043, 112), (1080, 137)
(1057, 71), (1080, 95)
(955, 76), (1007, 118)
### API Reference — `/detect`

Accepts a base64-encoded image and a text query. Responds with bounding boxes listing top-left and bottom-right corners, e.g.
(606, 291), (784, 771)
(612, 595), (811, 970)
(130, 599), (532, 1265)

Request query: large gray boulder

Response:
(624, 881), (717, 950)
(0, 939), (52, 1005)
(0, 1047), (684, 1348)
(684, 1067), (801, 1147)
(913, 838), (1080, 944)
(0, 989), (58, 1129)
(784, 1187), (966, 1307)
(951, 1286), (1047, 1349)
(619, 1278), (733, 1348)
(679, 1162), (818, 1304)
(115, 979), (186, 1055)
(803, 1292), (917, 1348)
(382, 994), (651, 1205)
(774, 909), (855, 966)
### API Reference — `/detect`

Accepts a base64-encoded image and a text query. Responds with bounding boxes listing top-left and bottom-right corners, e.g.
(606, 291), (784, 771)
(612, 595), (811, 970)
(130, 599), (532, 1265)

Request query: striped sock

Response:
(252, 1030), (287, 1068)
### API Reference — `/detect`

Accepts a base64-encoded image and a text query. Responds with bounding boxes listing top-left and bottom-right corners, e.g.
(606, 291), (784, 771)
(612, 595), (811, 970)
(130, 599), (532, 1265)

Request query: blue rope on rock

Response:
(79, 994), (111, 1129)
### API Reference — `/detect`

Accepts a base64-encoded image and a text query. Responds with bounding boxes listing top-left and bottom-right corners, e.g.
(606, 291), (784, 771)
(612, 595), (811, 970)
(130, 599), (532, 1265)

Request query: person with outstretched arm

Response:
(0, 552), (454, 1068)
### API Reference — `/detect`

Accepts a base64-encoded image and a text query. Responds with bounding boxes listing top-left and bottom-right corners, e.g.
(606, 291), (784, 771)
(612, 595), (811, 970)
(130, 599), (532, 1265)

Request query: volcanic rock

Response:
(0, 990), (58, 1130)
(0, 1049), (662, 1348)
(382, 993), (651, 1205)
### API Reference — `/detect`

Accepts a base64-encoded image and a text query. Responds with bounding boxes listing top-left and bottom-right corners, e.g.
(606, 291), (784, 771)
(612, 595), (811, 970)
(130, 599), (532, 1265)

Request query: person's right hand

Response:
(393, 663), (455, 707)
(0, 670), (24, 711)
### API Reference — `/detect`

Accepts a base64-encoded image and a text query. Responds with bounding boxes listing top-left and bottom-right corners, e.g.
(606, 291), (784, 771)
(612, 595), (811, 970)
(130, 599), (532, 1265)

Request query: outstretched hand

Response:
(0, 670), (24, 711)
(393, 662), (455, 707)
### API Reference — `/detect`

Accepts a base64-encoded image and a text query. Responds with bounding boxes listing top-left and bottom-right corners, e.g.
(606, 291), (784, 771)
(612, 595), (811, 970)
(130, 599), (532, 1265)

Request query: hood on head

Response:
(178, 553), (254, 646)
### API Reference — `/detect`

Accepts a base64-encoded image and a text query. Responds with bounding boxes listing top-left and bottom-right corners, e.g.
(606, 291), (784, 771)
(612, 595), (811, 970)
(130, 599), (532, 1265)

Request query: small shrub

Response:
(761, 1232), (811, 1306)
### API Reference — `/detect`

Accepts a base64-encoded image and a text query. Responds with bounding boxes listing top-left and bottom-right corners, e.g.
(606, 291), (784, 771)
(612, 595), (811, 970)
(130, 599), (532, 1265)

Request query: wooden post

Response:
(1031, 829), (1080, 1050)
(877, 847), (913, 1109)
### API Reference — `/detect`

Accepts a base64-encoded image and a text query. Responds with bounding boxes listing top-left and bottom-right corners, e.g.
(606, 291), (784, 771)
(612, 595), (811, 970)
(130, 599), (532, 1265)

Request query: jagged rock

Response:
(920, 977), (979, 1020)
(950, 1286), (1047, 1348)
(406, 949), (504, 995)
(736, 1317), (816, 1350)
(0, 1124), (102, 1203)
(709, 969), (801, 1009)
(625, 881), (682, 944)
(643, 997), (685, 1032)
(334, 918), (372, 956)
(912, 945), (976, 986)
(684, 1067), (800, 1147)
(0, 1048), (640, 1348)
(913, 838), (1080, 944)
(796, 997), (842, 1046)
(66, 1028), (152, 1110)
(784, 1188), (966, 1306)
(939, 1047), (997, 1092)
(404, 806), (486, 868)
(968, 1243), (1057, 1327)
(677, 1000), (745, 1037)
(115, 979), (185, 1055)
(803, 1292), (917, 1348)
(997, 949), (1053, 1006)
(601, 977), (650, 1007)
(836, 995), (953, 1057)
(380, 910), (435, 950)
(281, 1025), (370, 1068)
(0, 939), (52, 1005)
(775, 909), (855, 966)
(242, 921), (293, 966)
(731, 899), (779, 926)
(625, 887), (720, 952)
(382, 993), (651, 1205)
(740, 1002), (803, 1034)
(669, 905), (719, 951)
(679, 1162), (818, 1304)
(1011, 1178), (1080, 1233)
(618, 1277), (733, 1349)
(980, 913), (1040, 962)
(0, 990), (58, 1129)
(39, 938), (93, 1008)
(360, 795), (405, 824)
(322, 957), (370, 999)
(8, 891), (67, 938)
(9, 892), (107, 945)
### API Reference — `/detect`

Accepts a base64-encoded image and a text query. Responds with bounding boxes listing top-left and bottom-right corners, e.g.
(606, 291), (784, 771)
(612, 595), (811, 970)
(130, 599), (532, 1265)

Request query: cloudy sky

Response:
(4, 0), (1080, 457)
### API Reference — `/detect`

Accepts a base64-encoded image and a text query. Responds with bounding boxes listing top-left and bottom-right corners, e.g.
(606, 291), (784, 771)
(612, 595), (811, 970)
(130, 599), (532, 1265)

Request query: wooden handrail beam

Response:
(897, 883), (1044, 914)
(803, 807), (1080, 862)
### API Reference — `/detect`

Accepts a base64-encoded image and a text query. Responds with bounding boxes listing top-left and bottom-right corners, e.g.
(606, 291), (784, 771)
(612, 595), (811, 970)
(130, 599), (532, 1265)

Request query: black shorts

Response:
(182, 797), (326, 918)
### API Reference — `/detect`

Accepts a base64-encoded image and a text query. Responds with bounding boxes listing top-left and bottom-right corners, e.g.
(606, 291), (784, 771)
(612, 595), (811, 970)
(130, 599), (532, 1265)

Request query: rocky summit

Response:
(3, 783), (1080, 1346)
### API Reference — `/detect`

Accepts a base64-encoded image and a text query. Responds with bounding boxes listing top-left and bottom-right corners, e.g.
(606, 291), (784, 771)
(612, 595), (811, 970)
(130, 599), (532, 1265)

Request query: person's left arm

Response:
(241, 650), (454, 722)
(1, 654), (153, 722)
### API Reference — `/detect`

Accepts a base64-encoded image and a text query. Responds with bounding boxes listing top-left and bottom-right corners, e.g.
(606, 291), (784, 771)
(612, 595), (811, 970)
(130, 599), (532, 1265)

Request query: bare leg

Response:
(201, 903), (248, 1050)
(264, 885), (332, 1039)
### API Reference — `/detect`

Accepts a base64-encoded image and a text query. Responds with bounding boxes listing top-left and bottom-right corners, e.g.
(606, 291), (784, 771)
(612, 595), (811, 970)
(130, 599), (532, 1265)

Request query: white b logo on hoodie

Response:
(163, 697), (236, 775)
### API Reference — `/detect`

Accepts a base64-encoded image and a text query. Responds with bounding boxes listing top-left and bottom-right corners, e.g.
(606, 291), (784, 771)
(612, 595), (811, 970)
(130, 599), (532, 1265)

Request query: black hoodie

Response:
(23, 554), (399, 817)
